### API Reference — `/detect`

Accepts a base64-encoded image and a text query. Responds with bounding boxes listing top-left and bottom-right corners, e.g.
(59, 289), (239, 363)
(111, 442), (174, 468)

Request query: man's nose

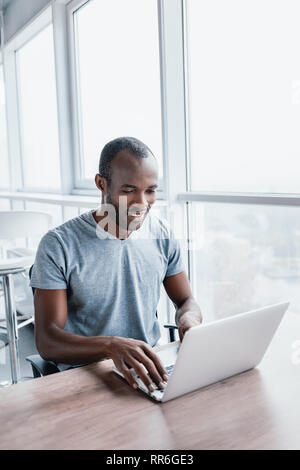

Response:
(133, 193), (148, 208)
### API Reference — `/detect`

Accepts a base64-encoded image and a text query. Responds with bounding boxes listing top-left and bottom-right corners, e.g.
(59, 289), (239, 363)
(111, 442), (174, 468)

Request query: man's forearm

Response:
(36, 324), (114, 364)
(175, 296), (202, 326)
(37, 325), (169, 392)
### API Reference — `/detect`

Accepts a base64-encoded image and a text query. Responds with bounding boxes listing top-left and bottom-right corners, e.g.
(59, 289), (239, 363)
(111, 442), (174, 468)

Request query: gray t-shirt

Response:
(30, 209), (184, 347)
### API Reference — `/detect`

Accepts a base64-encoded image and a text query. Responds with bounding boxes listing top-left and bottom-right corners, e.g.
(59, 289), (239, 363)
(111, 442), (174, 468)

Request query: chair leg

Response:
(163, 324), (178, 343)
(3, 274), (21, 384)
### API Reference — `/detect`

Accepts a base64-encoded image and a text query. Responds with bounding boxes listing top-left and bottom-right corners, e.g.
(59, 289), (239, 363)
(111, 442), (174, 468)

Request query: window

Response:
(71, 0), (163, 186)
(186, 0), (300, 193)
(189, 202), (300, 320)
(16, 24), (61, 191)
(0, 198), (10, 210)
(0, 64), (10, 189)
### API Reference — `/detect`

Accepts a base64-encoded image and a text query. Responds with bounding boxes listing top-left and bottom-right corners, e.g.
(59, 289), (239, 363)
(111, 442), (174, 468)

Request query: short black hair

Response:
(99, 136), (155, 184)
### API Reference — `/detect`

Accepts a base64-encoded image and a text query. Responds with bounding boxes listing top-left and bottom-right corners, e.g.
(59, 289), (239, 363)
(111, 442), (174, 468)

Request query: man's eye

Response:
(121, 189), (156, 194)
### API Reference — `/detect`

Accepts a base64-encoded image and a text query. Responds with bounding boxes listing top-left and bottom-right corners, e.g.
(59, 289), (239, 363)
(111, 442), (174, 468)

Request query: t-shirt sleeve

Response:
(164, 230), (185, 279)
(30, 231), (67, 290)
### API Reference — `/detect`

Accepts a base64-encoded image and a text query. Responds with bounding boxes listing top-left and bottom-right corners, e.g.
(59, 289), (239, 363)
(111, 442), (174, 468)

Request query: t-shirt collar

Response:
(86, 209), (149, 242)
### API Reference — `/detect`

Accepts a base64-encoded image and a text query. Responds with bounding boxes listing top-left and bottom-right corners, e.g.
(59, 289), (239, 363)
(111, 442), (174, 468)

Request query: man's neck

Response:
(92, 210), (131, 240)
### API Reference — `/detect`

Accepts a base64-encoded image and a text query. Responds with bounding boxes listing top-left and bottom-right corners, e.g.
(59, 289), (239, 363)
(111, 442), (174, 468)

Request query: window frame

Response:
(3, 6), (62, 194)
(2, 0), (299, 201)
(181, 0), (300, 204)
(182, 0), (300, 200)
(67, 0), (166, 198)
(0, 57), (11, 190)
(3, 4), (298, 253)
(181, 0), (300, 294)
(15, 22), (62, 193)
(3, 0), (300, 323)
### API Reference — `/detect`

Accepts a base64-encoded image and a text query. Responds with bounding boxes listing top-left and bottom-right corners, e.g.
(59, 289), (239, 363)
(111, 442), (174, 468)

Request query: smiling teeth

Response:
(129, 211), (146, 216)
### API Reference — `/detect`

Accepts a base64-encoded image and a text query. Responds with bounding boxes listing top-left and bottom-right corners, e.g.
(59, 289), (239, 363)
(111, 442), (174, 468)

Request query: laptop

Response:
(113, 301), (289, 402)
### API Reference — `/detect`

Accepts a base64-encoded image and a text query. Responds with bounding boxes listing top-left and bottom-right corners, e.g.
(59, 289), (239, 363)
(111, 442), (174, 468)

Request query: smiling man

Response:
(30, 137), (202, 392)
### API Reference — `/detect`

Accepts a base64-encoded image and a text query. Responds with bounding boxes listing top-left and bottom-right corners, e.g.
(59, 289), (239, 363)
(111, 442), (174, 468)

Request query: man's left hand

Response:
(178, 312), (202, 342)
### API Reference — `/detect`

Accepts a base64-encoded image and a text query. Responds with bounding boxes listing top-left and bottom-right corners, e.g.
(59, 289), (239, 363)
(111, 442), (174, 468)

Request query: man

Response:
(31, 137), (202, 393)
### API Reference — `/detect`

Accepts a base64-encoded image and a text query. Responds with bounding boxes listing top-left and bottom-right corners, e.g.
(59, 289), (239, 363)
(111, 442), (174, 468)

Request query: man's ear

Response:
(95, 173), (107, 193)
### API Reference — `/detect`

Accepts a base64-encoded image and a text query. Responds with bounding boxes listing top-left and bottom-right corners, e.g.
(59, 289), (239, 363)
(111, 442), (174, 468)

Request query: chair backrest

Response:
(29, 264), (35, 295)
(0, 211), (52, 240)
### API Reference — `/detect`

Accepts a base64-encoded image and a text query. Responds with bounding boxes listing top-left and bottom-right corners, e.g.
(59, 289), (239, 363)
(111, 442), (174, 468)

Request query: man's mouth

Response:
(127, 210), (147, 218)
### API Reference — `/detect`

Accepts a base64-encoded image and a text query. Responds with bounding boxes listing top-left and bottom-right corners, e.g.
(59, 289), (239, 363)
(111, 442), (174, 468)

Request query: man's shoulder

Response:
(147, 210), (172, 240)
(40, 210), (95, 247)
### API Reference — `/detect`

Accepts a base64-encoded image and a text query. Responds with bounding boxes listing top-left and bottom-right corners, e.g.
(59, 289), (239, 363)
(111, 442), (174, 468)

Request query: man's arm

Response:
(34, 288), (168, 391)
(163, 271), (203, 341)
(34, 288), (112, 364)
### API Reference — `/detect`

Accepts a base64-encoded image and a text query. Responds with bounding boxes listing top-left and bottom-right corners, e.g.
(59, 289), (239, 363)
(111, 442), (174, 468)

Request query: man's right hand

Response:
(33, 288), (168, 391)
(108, 337), (169, 392)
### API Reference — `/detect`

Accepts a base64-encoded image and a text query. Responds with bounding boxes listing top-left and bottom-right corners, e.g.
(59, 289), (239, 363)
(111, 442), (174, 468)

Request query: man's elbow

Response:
(35, 330), (57, 362)
(36, 341), (53, 362)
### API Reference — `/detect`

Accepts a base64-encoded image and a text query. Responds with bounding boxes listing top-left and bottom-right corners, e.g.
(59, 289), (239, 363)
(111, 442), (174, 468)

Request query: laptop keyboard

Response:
(154, 364), (174, 395)
(127, 364), (175, 396)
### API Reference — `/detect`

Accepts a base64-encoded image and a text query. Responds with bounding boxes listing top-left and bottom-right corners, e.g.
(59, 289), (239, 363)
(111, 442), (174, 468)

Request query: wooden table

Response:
(1, 312), (300, 450)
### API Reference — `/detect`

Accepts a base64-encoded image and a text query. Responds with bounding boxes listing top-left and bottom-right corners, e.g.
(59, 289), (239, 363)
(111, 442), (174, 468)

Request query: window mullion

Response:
(159, 0), (194, 321)
(52, 2), (75, 195)
(160, 0), (187, 203)
(3, 46), (23, 191)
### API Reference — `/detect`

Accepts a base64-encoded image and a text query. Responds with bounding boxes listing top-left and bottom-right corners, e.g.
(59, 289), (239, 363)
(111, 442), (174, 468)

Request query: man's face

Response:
(102, 150), (158, 232)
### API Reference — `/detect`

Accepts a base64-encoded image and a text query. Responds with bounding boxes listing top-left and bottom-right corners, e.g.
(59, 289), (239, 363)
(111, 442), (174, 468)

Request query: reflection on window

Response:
(187, 0), (300, 193)
(0, 198), (10, 210)
(73, 0), (163, 181)
(189, 202), (300, 321)
(0, 64), (10, 188)
(16, 24), (61, 190)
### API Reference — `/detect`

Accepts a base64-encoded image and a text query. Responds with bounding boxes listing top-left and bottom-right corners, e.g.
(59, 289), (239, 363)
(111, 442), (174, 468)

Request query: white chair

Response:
(0, 211), (52, 384)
